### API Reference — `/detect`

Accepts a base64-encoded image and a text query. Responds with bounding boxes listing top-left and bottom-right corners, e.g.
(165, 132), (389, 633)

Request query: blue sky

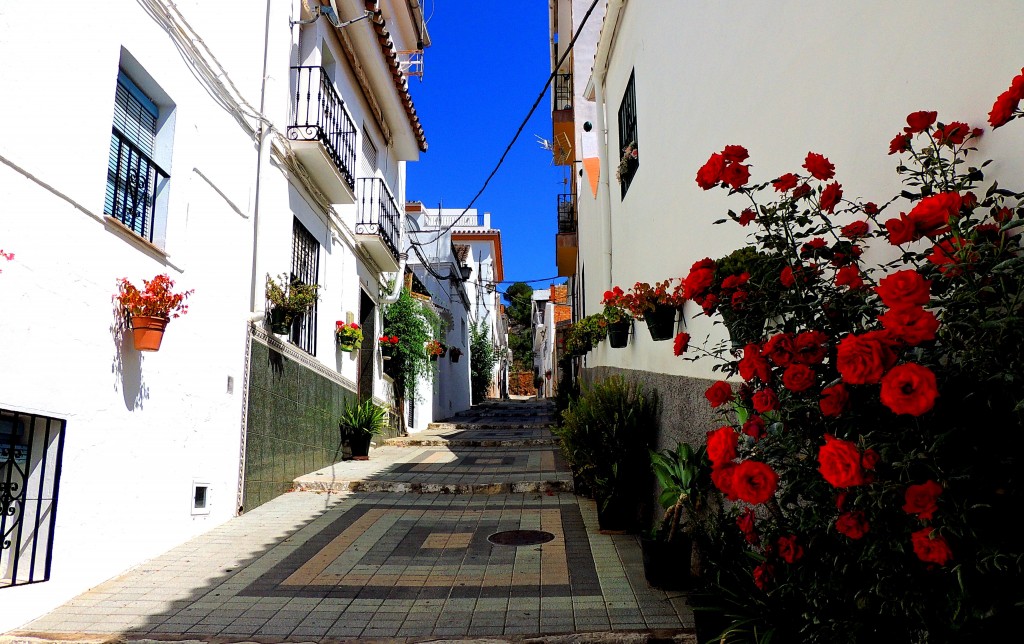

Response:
(407, 1), (566, 293)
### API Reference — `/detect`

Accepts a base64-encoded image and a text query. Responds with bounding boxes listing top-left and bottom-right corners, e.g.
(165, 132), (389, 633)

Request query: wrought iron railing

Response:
(554, 73), (573, 111)
(289, 66), (357, 190)
(105, 128), (169, 242)
(1, 409), (65, 588)
(357, 178), (402, 262)
(557, 193), (576, 233)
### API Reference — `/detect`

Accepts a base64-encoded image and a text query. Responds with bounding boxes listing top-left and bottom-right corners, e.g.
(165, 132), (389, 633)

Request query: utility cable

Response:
(409, 0), (603, 246)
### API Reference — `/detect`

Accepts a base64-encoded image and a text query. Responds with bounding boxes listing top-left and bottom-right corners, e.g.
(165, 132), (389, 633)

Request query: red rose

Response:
(835, 511), (869, 539)
(704, 381), (734, 408)
(835, 265), (864, 290)
(863, 202), (879, 215)
(752, 562), (774, 590)
(803, 152), (835, 181)
(818, 434), (868, 488)
(903, 480), (942, 521)
(731, 460), (779, 505)
(911, 528), (952, 566)
(751, 388), (779, 413)
(684, 267), (716, 299)
(878, 306), (939, 345)
(820, 182), (843, 213)
(706, 426), (738, 466)
(711, 462), (738, 500)
(763, 333), (795, 367)
(903, 110), (937, 134)
(841, 220), (869, 239)
(738, 208), (756, 226)
(793, 330), (828, 365)
(885, 213), (916, 245)
(738, 344), (771, 383)
(700, 293), (719, 315)
(836, 333), (895, 385)
(736, 508), (758, 544)
(772, 173), (799, 192)
(792, 183), (812, 199)
(782, 363), (816, 393)
(862, 448), (880, 470)
(906, 192), (961, 238)
(742, 415), (766, 440)
(722, 144), (749, 162)
(888, 132), (911, 155)
(673, 332), (690, 356)
(723, 161), (751, 189)
(989, 90), (1019, 129)
(696, 153), (725, 189)
(876, 270), (931, 309)
(880, 363), (938, 416)
(780, 266), (796, 287)
(776, 535), (804, 564)
(935, 121), (969, 146)
(691, 257), (715, 271)
(819, 384), (849, 418)
(927, 237), (973, 275)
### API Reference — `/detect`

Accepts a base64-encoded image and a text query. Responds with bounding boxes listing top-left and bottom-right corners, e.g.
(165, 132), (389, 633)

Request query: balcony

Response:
(555, 193), (577, 276)
(287, 66), (357, 204)
(356, 178), (402, 272)
(552, 73), (574, 166)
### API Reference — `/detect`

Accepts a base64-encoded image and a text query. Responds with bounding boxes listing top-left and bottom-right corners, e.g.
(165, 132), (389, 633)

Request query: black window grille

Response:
(290, 219), (320, 355)
(105, 73), (169, 242)
(557, 193), (576, 233)
(553, 73), (573, 111)
(617, 70), (638, 198)
(1, 409), (66, 589)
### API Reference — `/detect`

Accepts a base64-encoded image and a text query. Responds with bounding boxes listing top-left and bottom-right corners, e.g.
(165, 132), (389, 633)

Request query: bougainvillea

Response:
(685, 69), (1024, 642)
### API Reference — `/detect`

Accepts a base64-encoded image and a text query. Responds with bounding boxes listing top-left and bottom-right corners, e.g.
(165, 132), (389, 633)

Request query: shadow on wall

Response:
(111, 315), (149, 411)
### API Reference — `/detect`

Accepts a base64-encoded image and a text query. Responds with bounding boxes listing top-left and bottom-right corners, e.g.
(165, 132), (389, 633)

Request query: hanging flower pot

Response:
(269, 307), (294, 334)
(644, 304), (677, 341)
(449, 347), (463, 363)
(130, 315), (169, 352)
(608, 320), (631, 348)
(379, 335), (399, 360)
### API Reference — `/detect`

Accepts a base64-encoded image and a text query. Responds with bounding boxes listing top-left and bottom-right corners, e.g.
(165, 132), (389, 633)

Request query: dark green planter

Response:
(348, 433), (372, 460)
(596, 495), (640, 534)
(641, 536), (694, 590)
(608, 320), (631, 348)
(269, 307), (294, 334)
(644, 305), (676, 341)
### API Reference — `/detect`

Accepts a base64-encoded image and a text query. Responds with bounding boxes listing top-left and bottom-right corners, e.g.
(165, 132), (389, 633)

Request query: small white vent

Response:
(191, 481), (211, 515)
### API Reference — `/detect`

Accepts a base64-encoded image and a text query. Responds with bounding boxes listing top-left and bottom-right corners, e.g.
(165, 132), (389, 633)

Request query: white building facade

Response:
(0, 0), (429, 631)
(553, 0), (1024, 446)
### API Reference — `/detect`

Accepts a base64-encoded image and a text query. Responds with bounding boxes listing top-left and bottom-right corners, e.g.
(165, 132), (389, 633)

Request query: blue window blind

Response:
(105, 71), (165, 241)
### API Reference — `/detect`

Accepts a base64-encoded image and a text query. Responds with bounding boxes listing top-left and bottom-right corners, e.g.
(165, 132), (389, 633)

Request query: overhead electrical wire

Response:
(409, 0), (603, 246)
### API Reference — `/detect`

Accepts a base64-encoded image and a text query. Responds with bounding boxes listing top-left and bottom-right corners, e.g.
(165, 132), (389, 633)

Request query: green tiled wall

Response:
(242, 341), (356, 512)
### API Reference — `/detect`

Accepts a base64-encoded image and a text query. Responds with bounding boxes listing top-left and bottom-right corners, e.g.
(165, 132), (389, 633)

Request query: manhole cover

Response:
(487, 530), (555, 546)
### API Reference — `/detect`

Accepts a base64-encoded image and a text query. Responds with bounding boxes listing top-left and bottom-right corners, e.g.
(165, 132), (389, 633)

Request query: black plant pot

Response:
(596, 495), (639, 534)
(608, 320), (631, 348)
(349, 433), (372, 460)
(641, 536), (693, 590)
(269, 307), (294, 334)
(644, 305), (676, 341)
(721, 307), (765, 348)
(450, 352), (461, 363)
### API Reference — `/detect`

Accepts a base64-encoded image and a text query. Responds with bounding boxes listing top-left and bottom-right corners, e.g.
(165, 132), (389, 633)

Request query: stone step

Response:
(295, 478), (573, 495)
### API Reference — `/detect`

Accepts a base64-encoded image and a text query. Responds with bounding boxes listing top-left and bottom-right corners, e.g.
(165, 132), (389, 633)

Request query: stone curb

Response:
(383, 438), (557, 448)
(293, 479), (574, 495)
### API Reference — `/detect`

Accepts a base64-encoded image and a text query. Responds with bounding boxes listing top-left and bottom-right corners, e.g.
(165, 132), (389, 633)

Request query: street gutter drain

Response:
(487, 530), (555, 546)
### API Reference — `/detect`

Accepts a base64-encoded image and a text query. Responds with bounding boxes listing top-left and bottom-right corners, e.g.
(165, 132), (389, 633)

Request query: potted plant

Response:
(115, 274), (193, 351)
(449, 346), (463, 363)
(426, 339), (445, 361)
(626, 280), (685, 341)
(616, 141), (638, 184)
(265, 274), (319, 334)
(338, 398), (388, 460)
(643, 442), (708, 590)
(335, 321), (362, 352)
(379, 334), (399, 360)
(602, 286), (634, 348)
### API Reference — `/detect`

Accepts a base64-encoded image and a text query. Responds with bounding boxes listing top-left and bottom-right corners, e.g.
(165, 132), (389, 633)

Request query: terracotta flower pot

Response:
(130, 315), (169, 351)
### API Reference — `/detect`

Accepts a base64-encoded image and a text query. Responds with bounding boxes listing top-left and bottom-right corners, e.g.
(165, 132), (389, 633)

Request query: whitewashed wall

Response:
(578, 0), (1024, 380)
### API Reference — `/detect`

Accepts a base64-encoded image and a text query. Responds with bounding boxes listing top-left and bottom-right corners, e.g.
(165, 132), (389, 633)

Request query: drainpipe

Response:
(250, 0), (275, 312)
(593, 0), (627, 290)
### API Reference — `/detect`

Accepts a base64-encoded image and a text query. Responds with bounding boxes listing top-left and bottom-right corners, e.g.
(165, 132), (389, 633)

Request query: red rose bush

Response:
(686, 71), (1024, 642)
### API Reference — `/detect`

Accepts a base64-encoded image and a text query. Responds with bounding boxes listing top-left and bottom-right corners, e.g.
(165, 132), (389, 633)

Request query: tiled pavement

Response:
(7, 399), (695, 642)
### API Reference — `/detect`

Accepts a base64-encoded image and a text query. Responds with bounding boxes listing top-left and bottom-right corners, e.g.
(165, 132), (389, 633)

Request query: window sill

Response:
(104, 216), (182, 270)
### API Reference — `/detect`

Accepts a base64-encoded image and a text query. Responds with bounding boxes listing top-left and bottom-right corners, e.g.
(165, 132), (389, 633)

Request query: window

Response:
(290, 219), (320, 355)
(617, 70), (638, 198)
(105, 69), (171, 243)
(1, 409), (66, 588)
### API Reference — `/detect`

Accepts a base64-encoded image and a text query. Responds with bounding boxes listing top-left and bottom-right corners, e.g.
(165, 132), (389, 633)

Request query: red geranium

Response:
(803, 152), (836, 181)
(911, 528), (953, 566)
(835, 511), (869, 539)
(903, 480), (943, 521)
(818, 434), (869, 488)
(880, 363), (938, 416)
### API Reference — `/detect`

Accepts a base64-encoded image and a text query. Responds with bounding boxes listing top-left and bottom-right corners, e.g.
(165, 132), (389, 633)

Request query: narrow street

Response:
(7, 399), (694, 643)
